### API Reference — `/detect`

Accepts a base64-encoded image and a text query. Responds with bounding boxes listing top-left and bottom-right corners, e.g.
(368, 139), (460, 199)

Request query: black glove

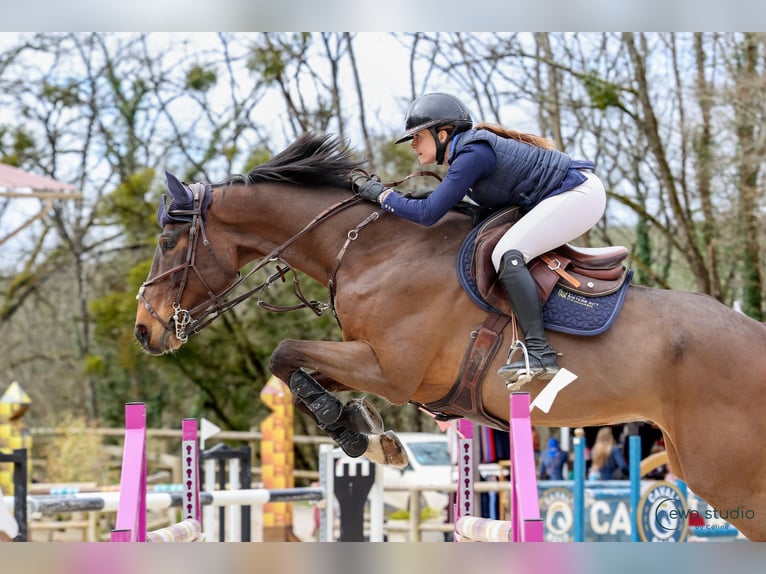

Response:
(357, 178), (388, 204)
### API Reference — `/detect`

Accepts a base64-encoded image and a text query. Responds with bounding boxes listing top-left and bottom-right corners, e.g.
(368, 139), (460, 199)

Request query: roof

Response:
(0, 162), (76, 193)
(0, 163), (80, 247)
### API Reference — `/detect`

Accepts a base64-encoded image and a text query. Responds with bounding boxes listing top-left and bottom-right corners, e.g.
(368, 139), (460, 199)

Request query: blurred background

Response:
(2, 31), (766, 491)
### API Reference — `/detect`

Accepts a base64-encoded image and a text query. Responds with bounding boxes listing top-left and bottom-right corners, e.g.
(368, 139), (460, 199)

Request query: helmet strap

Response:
(430, 126), (451, 165)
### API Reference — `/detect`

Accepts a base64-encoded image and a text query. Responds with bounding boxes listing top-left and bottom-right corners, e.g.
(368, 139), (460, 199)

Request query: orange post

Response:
(259, 376), (296, 541)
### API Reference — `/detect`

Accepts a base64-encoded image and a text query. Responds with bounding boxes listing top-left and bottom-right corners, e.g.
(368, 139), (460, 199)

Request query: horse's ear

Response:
(165, 171), (192, 205)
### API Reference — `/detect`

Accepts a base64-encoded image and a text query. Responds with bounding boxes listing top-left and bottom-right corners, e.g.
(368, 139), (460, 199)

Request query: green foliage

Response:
(43, 415), (106, 484)
(222, 145), (238, 164)
(241, 146), (273, 173)
(634, 220), (652, 286)
(99, 168), (158, 238)
(582, 70), (622, 110)
(0, 126), (37, 165)
(246, 33), (311, 83)
(4, 269), (35, 300)
(388, 506), (442, 520)
(248, 46), (286, 83)
(41, 80), (81, 107)
(90, 291), (136, 346)
(185, 64), (217, 92)
(83, 354), (106, 376)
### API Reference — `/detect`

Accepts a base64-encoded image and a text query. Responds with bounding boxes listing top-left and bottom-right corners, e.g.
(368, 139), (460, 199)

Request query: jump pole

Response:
(454, 418), (477, 520)
(111, 403), (147, 542)
(181, 417), (200, 523)
(259, 376), (296, 541)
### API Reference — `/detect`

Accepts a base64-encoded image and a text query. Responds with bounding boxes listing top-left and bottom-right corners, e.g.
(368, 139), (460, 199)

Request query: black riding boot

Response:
(495, 250), (560, 383)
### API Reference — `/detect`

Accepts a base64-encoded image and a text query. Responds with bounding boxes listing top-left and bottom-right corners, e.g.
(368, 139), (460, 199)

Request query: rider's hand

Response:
(357, 178), (388, 204)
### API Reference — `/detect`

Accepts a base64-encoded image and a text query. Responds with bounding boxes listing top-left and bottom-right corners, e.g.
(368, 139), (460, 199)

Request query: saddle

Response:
(471, 208), (630, 315)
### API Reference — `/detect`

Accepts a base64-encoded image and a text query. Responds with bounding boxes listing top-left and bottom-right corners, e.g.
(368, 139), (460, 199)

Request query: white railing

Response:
(383, 482), (513, 542)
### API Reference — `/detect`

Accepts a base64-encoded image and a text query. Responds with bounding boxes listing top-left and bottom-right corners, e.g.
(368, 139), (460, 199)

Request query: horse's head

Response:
(134, 172), (239, 355)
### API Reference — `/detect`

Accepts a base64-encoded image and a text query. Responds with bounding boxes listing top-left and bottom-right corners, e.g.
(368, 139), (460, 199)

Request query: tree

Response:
(2, 32), (766, 437)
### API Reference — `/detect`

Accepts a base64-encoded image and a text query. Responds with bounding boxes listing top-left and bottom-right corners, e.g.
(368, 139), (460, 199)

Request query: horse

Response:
(134, 132), (766, 541)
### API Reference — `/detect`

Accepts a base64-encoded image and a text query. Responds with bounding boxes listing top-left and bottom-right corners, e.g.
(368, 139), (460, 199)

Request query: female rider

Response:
(357, 93), (606, 383)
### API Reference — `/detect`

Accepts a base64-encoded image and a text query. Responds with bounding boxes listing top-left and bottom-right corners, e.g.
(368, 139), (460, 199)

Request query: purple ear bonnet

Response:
(157, 171), (213, 227)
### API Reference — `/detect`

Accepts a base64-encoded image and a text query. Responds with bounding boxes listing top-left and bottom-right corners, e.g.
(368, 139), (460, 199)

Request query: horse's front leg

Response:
(269, 339), (408, 467)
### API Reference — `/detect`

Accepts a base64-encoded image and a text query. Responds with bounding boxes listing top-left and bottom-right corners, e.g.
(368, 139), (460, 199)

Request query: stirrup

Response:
(498, 362), (560, 388)
(497, 341), (559, 388)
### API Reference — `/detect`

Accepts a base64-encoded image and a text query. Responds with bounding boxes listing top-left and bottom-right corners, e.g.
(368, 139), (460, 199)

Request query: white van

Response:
(381, 432), (453, 514)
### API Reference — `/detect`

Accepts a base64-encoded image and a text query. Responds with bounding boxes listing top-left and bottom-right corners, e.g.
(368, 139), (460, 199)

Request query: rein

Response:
(138, 169), (442, 342)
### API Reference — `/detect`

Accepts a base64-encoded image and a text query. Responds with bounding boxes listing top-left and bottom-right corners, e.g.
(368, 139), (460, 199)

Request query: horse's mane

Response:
(218, 132), (365, 189)
(215, 132), (490, 225)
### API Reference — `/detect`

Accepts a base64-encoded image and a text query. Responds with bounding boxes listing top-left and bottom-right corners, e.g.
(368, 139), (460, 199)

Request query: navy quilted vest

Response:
(451, 129), (572, 208)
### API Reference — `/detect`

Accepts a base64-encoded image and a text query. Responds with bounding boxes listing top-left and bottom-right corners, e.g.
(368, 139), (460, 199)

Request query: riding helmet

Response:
(394, 93), (474, 144)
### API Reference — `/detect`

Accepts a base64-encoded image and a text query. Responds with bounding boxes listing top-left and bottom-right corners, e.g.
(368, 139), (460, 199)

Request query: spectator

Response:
(538, 437), (568, 480)
(589, 427), (629, 480)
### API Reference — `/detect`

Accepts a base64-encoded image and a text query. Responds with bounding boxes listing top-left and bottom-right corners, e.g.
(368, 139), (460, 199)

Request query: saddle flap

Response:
(471, 209), (520, 311)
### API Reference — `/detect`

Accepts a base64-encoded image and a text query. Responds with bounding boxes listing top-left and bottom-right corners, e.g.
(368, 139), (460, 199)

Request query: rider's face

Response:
(411, 129), (437, 165)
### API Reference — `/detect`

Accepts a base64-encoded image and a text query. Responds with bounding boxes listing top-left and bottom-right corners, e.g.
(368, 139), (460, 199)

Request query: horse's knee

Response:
(268, 339), (299, 378)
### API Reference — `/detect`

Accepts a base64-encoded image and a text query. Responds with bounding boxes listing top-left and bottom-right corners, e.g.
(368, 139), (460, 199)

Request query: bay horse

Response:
(135, 133), (766, 540)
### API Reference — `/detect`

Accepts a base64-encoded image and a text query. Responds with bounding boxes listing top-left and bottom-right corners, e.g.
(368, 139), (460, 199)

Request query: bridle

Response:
(136, 170), (441, 343)
(136, 183), (235, 343)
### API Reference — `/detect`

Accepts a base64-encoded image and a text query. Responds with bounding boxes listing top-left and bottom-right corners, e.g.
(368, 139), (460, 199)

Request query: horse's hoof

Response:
(342, 397), (384, 434)
(363, 430), (408, 469)
(334, 428), (369, 458)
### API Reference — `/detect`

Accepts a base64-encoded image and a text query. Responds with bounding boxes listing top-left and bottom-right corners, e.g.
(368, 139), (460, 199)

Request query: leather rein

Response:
(136, 170), (441, 342)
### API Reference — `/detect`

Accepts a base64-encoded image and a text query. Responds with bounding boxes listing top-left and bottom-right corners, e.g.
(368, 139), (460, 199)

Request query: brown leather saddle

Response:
(472, 208), (630, 315)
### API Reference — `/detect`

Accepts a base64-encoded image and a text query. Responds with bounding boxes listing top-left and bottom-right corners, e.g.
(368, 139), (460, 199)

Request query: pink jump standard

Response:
(111, 403), (147, 542)
(110, 403), (201, 542)
(454, 392), (543, 542)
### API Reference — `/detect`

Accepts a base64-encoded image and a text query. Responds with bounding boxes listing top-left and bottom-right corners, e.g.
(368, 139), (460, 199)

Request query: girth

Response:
(415, 312), (511, 431)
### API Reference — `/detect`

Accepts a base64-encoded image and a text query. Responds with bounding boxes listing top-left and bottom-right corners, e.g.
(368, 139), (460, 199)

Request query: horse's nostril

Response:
(135, 324), (149, 345)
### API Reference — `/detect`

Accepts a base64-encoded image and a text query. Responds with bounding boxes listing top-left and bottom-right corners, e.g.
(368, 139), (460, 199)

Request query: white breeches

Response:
(491, 171), (607, 270)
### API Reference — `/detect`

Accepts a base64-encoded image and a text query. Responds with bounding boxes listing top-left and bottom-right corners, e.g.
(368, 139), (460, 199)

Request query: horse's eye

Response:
(160, 237), (176, 252)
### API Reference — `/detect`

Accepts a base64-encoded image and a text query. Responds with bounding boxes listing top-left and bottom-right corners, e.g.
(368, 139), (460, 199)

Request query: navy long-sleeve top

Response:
(380, 132), (593, 226)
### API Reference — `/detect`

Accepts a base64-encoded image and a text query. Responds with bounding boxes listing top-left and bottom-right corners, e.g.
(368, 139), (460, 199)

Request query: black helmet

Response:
(395, 93), (473, 145)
